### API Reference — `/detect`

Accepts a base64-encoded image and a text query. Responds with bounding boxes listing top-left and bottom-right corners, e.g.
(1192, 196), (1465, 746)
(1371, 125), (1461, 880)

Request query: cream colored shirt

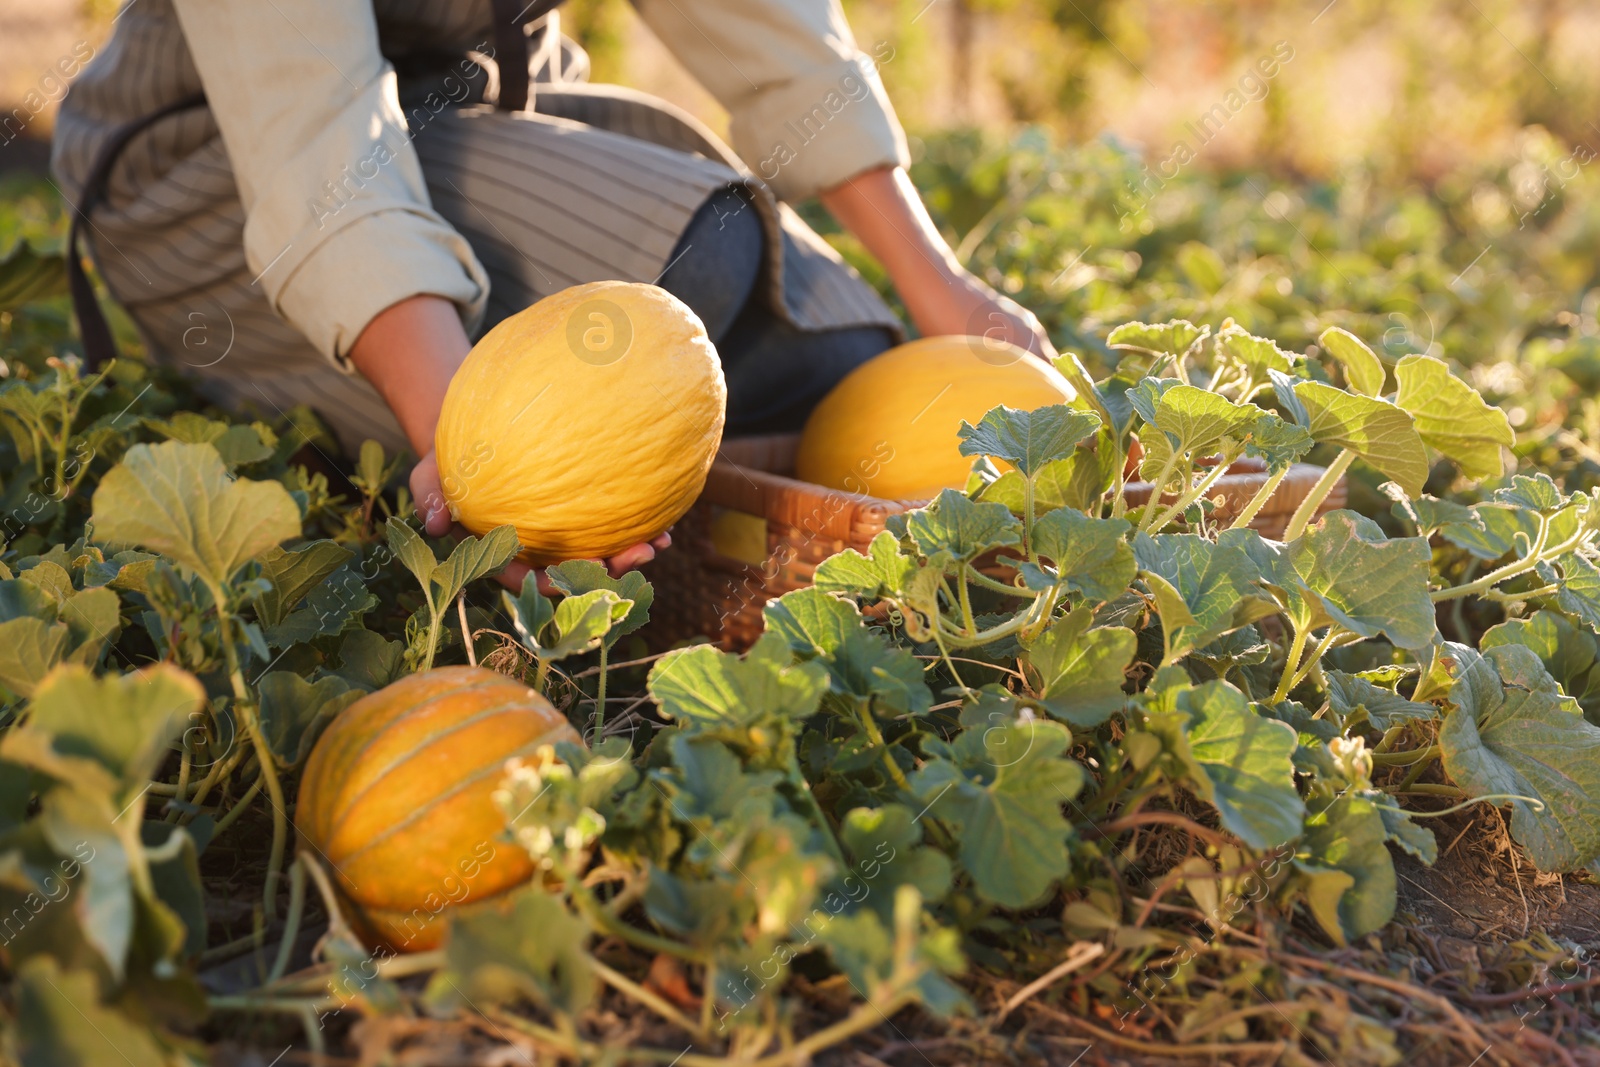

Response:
(164, 0), (908, 363)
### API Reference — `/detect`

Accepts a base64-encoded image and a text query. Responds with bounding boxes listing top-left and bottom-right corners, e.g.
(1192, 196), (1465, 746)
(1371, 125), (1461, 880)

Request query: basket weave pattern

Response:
(648, 435), (1346, 651)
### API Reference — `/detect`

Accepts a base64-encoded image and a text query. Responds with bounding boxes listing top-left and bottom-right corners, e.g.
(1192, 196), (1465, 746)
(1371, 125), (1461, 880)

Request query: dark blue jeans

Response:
(656, 186), (895, 435)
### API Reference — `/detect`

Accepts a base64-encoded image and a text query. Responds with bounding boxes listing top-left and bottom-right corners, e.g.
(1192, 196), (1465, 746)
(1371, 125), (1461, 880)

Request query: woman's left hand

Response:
(907, 266), (1057, 362)
(820, 166), (1057, 364)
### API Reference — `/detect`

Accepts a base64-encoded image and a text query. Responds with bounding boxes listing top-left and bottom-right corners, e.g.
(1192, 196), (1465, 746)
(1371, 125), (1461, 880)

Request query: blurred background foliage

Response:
(566, 0), (1600, 183)
(566, 0), (1600, 505)
(3, 0), (1599, 502)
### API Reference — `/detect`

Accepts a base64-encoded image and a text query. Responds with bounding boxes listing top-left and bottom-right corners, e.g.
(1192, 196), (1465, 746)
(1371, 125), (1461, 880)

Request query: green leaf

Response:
(0, 575), (59, 621)
(1149, 385), (1262, 458)
(142, 821), (207, 958)
(1371, 798), (1438, 865)
(384, 517), (438, 593)
(1134, 534), (1274, 660)
(904, 489), (1022, 561)
(1394, 494), (1480, 538)
(814, 889), (969, 1017)
(649, 742), (832, 941)
(1317, 327), (1386, 398)
(1436, 503), (1538, 561)
(432, 524), (521, 605)
(649, 632), (828, 733)
(0, 616), (68, 698)
(332, 629), (404, 691)
(20, 560), (73, 601)
(643, 865), (745, 951)
(144, 413), (274, 469)
(263, 564), (375, 648)
(1393, 354), (1513, 481)
(37, 787), (135, 979)
(1108, 320), (1208, 359)
(0, 757), (32, 834)
(1482, 611), (1600, 724)
(838, 805), (954, 919)
(502, 573), (556, 650)
(1242, 412), (1314, 473)
(1215, 322), (1296, 379)
(546, 559), (654, 646)
(543, 589), (632, 662)
(59, 587), (121, 667)
(90, 441), (302, 589)
(1028, 508), (1135, 603)
(1494, 473), (1569, 513)
(1549, 553), (1600, 634)
(1292, 381), (1428, 496)
(0, 242), (69, 310)
(256, 672), (361, 767)
(430, 887), (594, 1014)
(1439, 644), (1600, 871)
(1326, 671), (1438, 729)
(1289, 511), (1438, 649)
(1022, 607), (1135, 727)
(956, 405), (1101, 476)
(352, 438), (400, 497)
(764, 587), (931, 714)
(813, 531), (917, 601)
(13, 958), (169, 1067)
(1191, 626), (1271, 681)
(1294, 792), (1395, 945)
(658, 736), (783, 830)
(910, 719), (1083, 907)
(1147, 680), (1304, 849)
(253, 540), (353, 627)
(2, 665), (203, 798)
(1268, 368), (1309, 427)
(1127, 376), (1183, 426)
(102, 551), (159, 595)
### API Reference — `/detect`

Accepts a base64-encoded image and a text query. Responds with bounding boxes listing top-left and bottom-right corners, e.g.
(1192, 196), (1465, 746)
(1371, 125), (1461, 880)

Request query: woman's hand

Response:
(819, 166), (1056, 360)
(352, 295), (667, 591)
(911, 270), (1056, 362)
(408, 448), (670, 593)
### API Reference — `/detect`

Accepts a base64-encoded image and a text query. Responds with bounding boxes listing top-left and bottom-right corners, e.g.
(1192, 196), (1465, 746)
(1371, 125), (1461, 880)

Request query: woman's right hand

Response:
(350, 296), (666, 593)
(408, 448), (669, 594)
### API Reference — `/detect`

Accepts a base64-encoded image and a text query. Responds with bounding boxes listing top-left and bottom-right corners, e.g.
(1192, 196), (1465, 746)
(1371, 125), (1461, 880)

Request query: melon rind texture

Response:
(436, 281), (727, 566)
(796, 336), (1077, 500)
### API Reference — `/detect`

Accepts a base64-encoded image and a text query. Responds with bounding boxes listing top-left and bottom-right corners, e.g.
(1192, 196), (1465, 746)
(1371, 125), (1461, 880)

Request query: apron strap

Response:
(69, 92), (207, 370)
(491, 0), (569, 112)
(489, 0), (532, 112)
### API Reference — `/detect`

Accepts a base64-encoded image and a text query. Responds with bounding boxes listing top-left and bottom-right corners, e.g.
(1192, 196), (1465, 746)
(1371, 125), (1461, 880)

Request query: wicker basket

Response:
(647, 435), (1346, 651)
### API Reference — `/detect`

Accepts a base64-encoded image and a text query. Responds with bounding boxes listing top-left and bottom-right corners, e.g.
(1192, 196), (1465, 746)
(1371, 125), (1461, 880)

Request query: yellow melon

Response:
(435, 281), (726, 566)
(795, 337), (1077, 499)
(295, 666), (580, 951)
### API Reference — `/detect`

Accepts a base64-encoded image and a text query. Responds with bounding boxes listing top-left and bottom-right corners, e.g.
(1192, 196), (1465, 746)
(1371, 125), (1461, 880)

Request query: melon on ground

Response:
(295, 666), (580, 951)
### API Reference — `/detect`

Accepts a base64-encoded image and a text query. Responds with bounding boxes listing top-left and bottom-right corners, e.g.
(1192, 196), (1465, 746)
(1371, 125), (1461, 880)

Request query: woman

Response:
(54, 0), (1052, 577)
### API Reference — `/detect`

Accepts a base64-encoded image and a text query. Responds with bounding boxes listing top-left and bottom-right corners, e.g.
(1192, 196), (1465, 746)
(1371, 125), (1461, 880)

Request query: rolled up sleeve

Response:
(632, 0), (909, 202)
(170, 0), (488, 365)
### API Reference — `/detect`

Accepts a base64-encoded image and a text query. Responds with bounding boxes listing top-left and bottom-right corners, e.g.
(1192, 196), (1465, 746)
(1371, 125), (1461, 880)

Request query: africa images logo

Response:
(567, 299), (633, 367)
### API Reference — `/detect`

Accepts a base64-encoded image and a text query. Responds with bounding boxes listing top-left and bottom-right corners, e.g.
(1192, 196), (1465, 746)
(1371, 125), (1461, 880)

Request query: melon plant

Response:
(0, 307), (1595, 1066)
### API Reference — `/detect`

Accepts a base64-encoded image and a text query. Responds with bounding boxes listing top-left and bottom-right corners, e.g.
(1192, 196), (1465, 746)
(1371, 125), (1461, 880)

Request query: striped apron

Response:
(52, 0), (901, 453)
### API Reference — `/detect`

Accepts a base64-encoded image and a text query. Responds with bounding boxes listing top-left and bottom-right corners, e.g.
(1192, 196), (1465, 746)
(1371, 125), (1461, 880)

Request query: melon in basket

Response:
(295, 666), (580, 951)
(795, 336), (1076, 500)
